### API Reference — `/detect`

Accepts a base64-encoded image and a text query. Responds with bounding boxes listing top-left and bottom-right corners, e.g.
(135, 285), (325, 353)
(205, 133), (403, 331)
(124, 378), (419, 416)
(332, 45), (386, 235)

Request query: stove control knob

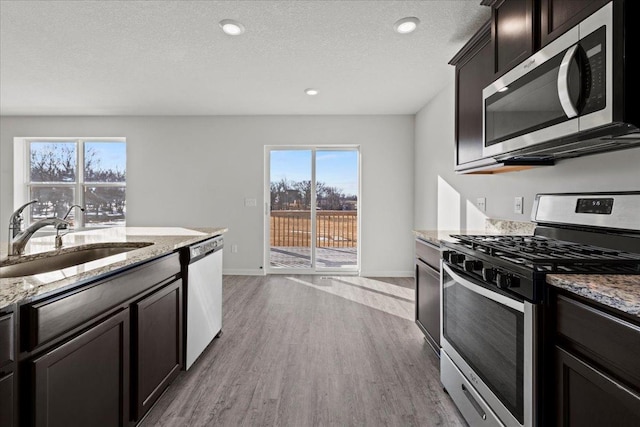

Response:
(450, 253), (466, 264)
(464, 260), (483, 272)
(482, 268), (495, 282)
(496, 272), (508, 288)
(442, 251), (452, 263)
(496, 272), (519, 289)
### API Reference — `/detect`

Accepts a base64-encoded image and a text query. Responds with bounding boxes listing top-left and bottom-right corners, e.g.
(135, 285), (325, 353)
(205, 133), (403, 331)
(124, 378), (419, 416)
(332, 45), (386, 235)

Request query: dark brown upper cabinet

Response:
(491, 0), (535, 78)
(540, 0), (611, 47)
(449, 22), (494, 171)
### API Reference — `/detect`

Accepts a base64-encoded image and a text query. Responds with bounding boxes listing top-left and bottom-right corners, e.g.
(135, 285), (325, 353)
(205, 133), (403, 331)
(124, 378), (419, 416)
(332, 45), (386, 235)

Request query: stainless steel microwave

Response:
(482, 1), (640, 161)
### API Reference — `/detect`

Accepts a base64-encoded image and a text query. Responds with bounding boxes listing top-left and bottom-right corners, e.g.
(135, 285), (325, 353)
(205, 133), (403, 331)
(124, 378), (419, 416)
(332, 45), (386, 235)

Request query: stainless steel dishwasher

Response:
(181, 235), (223, 370)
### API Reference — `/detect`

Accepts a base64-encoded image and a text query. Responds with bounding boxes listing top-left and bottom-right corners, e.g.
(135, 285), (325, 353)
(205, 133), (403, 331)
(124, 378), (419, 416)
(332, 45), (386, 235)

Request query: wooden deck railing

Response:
(270, 210), (357, 248)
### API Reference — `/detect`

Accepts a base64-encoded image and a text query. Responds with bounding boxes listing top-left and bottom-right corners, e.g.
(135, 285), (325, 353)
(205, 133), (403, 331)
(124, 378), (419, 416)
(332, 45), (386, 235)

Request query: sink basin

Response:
(0, 242), (153, 278)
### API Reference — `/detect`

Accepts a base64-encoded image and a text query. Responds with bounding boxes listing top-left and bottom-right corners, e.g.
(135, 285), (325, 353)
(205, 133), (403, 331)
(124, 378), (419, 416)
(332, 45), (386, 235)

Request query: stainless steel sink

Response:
(0, 242), (153, 278)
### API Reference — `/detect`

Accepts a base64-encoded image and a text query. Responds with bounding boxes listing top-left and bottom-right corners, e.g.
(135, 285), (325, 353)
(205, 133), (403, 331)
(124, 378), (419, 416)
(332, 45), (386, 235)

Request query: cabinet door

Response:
(555, 347), (640, 426)
(492, 0), (535, 77)
(32, 309), (130, 427)
(540, 0), (610, 47)
(0, 372), (15, 427)
(0, 311), (14, 369)
(456, 26), (493, 167)
(416, 261), (441, 355)
(133, 279), (183, 421)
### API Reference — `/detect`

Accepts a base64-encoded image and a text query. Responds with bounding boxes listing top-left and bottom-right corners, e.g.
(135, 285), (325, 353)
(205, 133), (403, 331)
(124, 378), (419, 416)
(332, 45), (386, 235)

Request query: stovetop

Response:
(442, 234), (640, 303)
(440, 192), (640, 302)
(450, 234), (640, 273)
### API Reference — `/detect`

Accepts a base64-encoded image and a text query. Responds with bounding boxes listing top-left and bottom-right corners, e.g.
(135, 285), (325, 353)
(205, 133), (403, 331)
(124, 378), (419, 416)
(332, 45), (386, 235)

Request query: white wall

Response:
(1, 115), (415, 276)
(414, 73), (640, 231)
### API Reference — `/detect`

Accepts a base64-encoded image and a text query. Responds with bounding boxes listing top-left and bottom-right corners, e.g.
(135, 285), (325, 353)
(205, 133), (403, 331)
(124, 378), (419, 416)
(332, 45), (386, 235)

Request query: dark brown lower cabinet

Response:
(31, 309), (130, 427)
(133, 279), (183, 421)
(555, 346), (640, 426)
(0, 372), (15, 427)
(415, 239), (441, 356)
(416, 261), (440, 354)
(551, 291), (640, 426)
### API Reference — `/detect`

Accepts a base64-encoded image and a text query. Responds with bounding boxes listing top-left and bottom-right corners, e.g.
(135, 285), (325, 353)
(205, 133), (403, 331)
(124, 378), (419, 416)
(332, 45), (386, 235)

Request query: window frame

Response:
(14, 137), (126, 229)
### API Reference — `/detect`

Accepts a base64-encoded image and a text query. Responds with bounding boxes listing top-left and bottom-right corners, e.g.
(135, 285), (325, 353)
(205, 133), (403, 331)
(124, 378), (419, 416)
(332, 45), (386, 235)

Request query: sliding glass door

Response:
(266, 147), (359, 273)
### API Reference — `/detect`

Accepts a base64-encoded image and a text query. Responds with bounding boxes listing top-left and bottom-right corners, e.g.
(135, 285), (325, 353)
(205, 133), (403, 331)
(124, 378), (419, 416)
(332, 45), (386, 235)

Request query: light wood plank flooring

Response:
(141, 275), (465, 426)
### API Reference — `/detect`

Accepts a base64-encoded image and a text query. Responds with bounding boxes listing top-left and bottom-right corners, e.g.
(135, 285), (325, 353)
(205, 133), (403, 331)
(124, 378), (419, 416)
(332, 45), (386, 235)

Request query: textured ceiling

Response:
(0, 1), (490, 116)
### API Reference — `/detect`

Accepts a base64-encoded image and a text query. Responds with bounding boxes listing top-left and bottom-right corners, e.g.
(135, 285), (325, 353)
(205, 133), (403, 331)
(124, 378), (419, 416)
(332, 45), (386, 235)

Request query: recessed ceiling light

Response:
(305, 88), (319, 96)
(393, 17), (420, 34)
(219, 19), (245, 36)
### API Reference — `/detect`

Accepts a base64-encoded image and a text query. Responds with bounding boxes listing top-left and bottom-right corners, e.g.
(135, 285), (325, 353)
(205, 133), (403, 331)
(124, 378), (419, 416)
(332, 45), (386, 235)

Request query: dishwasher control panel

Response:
(189, 235), (224, 259)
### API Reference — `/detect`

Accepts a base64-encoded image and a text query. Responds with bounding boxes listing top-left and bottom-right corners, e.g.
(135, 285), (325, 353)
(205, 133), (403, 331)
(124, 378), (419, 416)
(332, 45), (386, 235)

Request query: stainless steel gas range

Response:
(440, 192), (640, 427)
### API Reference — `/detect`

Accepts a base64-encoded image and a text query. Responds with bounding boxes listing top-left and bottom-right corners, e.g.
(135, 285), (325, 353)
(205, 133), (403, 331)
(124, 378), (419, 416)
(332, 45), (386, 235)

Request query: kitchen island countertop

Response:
(0, 226), (227, 310)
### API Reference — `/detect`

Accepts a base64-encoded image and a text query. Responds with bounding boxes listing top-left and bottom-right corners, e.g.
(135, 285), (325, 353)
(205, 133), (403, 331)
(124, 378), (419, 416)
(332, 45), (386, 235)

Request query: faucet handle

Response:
(10, 200), (38, 230)
(12, 200), (38, 219)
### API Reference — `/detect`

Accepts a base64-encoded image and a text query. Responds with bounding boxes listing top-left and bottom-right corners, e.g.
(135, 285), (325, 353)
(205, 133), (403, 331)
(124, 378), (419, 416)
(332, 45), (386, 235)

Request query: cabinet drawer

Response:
(0, 312), (15, 369)
(556, 293), (640, 391)
(24, 253), (180, 351)
(415, 239), (441, 271)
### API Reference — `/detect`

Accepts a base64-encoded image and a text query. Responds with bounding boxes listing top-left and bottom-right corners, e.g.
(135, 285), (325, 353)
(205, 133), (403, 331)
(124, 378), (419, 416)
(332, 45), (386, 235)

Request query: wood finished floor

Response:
(141, 275), (465, 426)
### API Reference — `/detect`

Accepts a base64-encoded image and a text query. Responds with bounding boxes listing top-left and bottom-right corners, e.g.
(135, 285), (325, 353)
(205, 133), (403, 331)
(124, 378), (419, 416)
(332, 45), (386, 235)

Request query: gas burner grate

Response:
(451, 234), (640, 274)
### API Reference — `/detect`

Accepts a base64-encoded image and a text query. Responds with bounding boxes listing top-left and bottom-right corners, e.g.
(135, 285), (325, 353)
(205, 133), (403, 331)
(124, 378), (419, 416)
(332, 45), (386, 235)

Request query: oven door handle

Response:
(443, 263), (525, 313)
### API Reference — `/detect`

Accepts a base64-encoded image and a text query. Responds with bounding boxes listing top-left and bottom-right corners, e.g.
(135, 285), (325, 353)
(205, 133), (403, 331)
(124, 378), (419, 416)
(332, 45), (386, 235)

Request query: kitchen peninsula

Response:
(0, 226), (226, 426)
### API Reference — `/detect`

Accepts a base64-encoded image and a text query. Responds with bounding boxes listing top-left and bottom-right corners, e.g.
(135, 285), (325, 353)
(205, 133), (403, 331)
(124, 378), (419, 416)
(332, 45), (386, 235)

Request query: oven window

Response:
(443, 271), (524, 423)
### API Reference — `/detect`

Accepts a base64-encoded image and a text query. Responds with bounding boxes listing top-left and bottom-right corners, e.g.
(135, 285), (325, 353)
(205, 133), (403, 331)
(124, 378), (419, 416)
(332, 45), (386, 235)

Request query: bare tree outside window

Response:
(27, 140), (126, 227)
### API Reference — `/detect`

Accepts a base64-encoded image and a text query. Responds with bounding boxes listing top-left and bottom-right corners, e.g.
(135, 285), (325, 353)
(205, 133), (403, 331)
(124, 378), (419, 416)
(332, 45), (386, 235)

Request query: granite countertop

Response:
(547, 274), (640, 319)
(413, 219), (537, 246)
(413, 230), (472, 246)
(0, 226), (227, 310)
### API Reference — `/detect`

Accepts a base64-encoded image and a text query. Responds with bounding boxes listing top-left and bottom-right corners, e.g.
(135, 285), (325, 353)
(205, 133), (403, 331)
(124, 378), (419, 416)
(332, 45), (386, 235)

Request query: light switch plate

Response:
(244, 198), (257, 207)
(514, 197), (524, 214)
(477, 197), (486, 212)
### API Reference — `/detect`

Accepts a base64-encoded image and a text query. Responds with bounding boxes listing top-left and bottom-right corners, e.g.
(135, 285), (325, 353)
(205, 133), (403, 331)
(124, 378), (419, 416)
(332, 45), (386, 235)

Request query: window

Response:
(23, 139), (126, 228)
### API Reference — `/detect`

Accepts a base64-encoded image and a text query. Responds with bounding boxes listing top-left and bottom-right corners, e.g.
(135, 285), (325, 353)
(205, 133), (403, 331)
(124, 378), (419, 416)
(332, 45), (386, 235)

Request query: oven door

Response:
(441, 263), (536, 427)
(482, 2), (611, 159)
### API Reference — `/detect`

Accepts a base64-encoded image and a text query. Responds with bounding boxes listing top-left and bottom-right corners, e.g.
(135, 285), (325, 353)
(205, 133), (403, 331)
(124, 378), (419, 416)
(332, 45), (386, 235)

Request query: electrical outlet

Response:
(244, 198), (257, 207)
(477, 197), (486, 212)
(231, 244), (238, 253)
(514, 197), (524, 214)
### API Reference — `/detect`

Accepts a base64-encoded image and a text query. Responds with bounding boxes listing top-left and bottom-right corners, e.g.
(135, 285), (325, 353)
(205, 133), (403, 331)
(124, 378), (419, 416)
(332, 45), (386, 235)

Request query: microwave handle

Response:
(558, 45), (580, 118)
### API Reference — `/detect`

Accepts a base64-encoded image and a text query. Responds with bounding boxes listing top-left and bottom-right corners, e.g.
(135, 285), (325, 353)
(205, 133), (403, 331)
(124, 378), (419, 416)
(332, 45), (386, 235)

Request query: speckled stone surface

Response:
(485, 218), (536, 234)
(547, 274), (640, 318)
(0, 227), (227, 310)
(413, 219), (535, 246)
(412, 230), (468, 246)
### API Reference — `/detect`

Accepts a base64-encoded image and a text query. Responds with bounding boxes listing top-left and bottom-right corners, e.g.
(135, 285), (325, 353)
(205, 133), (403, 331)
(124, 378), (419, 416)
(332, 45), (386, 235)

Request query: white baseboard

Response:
(360, 270), (414, 278)
(223, 269), (414, 278)
(223, 269), (266, 276)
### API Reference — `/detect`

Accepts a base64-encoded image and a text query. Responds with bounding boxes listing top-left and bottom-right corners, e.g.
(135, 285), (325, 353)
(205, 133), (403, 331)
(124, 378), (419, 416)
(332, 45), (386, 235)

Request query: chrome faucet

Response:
(8, 201), (70, 255)
(63, 204), (85, 220)
(56, 205), (85, 249)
